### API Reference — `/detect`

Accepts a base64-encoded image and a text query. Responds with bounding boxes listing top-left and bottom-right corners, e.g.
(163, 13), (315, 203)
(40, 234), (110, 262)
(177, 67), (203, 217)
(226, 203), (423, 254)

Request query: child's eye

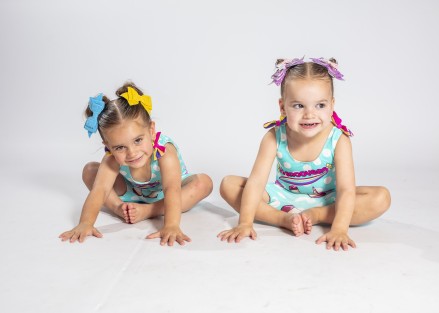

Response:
(134, 138), (143, 144)
(292, 103), (303, 109)
(114, 146), (125, 152)
(317, 103), (326, 109)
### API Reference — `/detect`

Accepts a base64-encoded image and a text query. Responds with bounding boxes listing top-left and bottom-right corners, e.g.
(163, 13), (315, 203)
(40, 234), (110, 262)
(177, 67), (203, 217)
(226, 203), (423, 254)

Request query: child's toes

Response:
(301, 214), (313, 234)
(291, 214), (304, 236)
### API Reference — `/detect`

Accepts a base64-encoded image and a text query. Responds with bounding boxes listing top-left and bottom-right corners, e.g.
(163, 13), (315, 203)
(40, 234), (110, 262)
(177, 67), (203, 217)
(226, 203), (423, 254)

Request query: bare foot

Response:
(125, 203), (153, 224)
(112, 203), (130, 223)
(290, 212), (313, 236)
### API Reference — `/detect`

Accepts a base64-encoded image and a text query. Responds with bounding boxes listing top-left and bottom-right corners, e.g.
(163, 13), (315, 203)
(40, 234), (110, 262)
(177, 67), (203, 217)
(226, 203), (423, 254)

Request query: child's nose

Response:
(303, 107), (315, 118)
(127, 146), (136, 156)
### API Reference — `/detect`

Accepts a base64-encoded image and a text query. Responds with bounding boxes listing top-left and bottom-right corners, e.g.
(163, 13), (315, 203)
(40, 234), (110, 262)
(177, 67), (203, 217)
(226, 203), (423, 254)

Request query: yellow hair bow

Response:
(120, 86), (152, 115)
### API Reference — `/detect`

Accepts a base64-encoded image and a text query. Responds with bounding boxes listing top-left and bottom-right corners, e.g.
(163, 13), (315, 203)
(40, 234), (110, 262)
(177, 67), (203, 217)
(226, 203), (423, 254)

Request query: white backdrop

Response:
(1, 2), (439, 313)
(1, 0), (438, 193)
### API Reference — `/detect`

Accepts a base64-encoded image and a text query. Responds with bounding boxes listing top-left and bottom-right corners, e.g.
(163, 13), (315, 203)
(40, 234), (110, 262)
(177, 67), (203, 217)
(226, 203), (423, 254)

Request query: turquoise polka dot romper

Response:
(265, 124), (343, 213)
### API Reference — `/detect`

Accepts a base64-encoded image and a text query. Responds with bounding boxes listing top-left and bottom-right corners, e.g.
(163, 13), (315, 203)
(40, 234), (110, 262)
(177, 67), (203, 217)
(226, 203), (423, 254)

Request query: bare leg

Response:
(83, 162), (213, 223)
(83, 162), (128, 220)
(220, 176), (302, 233)
(220, 176), (391, 236)
(300, 186), (391, 226)
(125, 174), (213, 223)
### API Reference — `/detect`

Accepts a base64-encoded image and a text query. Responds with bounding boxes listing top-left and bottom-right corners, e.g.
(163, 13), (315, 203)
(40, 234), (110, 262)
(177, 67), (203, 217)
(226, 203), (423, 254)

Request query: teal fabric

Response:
(265, 124), (342, 212)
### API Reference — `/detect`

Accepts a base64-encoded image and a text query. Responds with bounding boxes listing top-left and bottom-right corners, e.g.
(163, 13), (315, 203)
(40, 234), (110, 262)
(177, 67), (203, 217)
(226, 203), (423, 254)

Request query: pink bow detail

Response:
(153, 132), (166, 160)
(331, 111), (353, 137)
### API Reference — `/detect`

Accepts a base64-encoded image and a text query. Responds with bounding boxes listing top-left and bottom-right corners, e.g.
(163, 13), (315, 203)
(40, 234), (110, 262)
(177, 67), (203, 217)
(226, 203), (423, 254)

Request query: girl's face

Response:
(279, 78), (334, 138)
(102, 116), (155, 169)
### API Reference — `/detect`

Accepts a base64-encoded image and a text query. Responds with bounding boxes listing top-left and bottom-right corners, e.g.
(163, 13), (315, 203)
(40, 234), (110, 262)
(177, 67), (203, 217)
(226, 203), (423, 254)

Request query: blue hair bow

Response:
(84, 93), (105, 137)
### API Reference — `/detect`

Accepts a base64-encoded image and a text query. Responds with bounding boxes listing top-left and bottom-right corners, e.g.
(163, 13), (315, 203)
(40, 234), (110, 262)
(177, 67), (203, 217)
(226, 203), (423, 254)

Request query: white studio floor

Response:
(1, 164), (438, 313)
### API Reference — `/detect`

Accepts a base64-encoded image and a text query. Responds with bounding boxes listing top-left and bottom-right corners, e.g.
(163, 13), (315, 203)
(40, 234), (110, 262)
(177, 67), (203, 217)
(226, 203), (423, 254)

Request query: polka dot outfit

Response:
(265, 124), (342, 213)
(119, 133), (191, 204)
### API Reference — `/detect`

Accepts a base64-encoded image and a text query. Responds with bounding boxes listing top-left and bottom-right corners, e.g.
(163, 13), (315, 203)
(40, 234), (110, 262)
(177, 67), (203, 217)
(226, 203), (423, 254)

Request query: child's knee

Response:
(219, 175), (245, 200)
(219, 176), (234, 199)
(82, 162), (99, 184)
(377, 186), (391, 212)
(368, 186), (391, 217)
(186, 174), (213, 197)
(197, 173), (213, 196)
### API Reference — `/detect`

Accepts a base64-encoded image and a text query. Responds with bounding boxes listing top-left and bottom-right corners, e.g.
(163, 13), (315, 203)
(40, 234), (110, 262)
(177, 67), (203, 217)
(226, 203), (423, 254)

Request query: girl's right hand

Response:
(59, 223), (103, 243)
(217, 224), (257, 243)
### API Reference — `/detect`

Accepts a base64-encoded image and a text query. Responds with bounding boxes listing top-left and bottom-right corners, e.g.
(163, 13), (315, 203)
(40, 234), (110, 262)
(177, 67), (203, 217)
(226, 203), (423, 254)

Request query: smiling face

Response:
(102, 116), (155, 169)
(279, 78), (334, 139)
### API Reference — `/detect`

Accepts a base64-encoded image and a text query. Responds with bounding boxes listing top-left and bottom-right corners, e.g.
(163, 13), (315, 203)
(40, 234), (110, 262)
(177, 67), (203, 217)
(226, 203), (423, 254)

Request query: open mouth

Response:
(300, 123), (318, 128)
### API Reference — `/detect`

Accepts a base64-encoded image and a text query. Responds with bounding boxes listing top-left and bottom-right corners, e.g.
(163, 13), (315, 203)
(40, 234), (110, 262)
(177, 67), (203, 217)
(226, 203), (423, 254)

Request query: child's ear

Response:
(149, 121), (156, 138)
(278, 98), (286, 116)
(102, 141), (109, 152)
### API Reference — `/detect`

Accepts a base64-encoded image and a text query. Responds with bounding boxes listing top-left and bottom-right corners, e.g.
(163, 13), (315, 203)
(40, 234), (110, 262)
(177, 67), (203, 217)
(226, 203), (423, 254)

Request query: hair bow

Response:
(84, 93), (105, 137)
(153, 132), (166, 160)
(331, 111), (353, 136)
(263, 115), (287, 129)
(120, 86), (152, 115)
(271, 57), (305, 86)
(310, 58), (344, 80)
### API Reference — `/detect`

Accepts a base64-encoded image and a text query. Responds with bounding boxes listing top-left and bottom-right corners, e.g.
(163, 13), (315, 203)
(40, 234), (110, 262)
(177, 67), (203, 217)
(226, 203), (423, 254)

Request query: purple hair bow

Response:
(271, 57), (305, 86)
(271, 57), (345, 85)
(310, 57), (344, 80)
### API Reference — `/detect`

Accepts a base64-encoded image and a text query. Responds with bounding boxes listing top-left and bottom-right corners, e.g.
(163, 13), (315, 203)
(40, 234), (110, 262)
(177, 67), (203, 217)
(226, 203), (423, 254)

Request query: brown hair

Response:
(278, 58), (337, 97)
(85, 82), (151, 139)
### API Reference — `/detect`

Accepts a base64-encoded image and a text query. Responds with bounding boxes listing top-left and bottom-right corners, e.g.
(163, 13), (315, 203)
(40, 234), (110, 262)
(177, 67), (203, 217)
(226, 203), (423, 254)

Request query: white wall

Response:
(1, 0), (438, 193)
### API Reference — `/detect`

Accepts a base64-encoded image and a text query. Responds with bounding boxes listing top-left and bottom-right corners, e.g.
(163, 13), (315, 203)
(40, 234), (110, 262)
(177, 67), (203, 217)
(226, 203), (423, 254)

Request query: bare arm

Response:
(59, 155), (120, 243)
(239, 129), (278, 226)
(316, 134), (356, 250)
(79, 155), (120, 225)
(146, 144), (190, 246)
(218, 129), (277, 242)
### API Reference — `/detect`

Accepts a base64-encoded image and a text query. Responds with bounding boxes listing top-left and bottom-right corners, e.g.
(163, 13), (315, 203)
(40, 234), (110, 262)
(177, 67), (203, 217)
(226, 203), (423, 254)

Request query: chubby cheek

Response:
(144, 141), (154, 156)
(113, 154), (127, 165)
(285, 112), (300, 126)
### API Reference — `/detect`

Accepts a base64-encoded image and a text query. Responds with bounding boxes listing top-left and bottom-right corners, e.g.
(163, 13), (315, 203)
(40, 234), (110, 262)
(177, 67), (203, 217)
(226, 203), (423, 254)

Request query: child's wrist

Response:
(79, 220), (95, 227)
(330, 224), (348, 233)
(238, 221), (253, 228)
(163, 221), (180, 228)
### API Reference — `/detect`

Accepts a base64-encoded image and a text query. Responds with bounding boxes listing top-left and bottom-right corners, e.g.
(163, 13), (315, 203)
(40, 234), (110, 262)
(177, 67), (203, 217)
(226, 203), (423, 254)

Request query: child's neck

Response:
(286, 125), (333, 162)
(129, 158), (152, 182)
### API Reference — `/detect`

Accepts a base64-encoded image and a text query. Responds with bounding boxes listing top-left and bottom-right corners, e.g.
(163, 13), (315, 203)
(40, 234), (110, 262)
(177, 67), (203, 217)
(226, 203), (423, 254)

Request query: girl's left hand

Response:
(316, 230), (356, 251)
(146, 226), (191, 246)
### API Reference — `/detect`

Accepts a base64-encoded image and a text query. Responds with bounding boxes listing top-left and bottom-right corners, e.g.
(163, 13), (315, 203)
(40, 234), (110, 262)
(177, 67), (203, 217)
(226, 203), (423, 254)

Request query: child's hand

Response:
(217, 224), (257, 243)
(316, 230), (356, 251)
(59, 223), (103, 243)
(146, 226), (191, 246)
